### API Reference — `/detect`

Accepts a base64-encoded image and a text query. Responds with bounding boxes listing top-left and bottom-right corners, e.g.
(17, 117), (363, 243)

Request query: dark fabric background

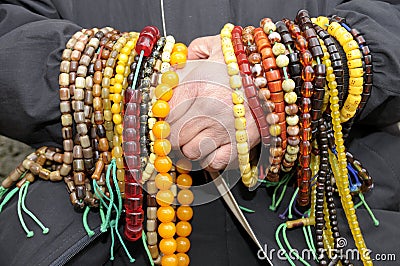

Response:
(0, 0), (399, 265)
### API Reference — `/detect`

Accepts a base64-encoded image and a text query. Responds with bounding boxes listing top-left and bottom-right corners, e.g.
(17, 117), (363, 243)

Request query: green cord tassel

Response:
(142, 230), (154, 266)
(0, 186), (19, 213)
(17, 183), (34, 237)
(83, 206), (95, 237)
(275, 223), (295, 266)
(356, 193), (380, 226)
(287, 187), (299, 219)
(0, 186), (9, 199)
(283, 224), (311, 266)
(20, 182), (49, 234)
(269, 174), (291, 211)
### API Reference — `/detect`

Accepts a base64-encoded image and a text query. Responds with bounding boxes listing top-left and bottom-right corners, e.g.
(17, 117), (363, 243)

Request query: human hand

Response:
(167, 35), (260, 172)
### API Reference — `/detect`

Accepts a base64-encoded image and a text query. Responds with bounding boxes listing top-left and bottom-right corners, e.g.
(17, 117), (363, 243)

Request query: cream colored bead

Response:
(284, 91), (297, 104)
(282, 79), (295, 92)
(227, 62), (240, 76)
(88, 38), (100, 48)
(146, 181), (158, 194)
(220, 28), (232, 38)
(233, 104), (246, 117)
(163, 42), (174, 53)
(236, 130), (248, 143)
(238, 154), (249, 165)
(170, 184), (177, 197)
(149, 130), (155, 142)
(235, 117), (247, 130)
(149, 153), (156, 163)
(224, 51), (237, 64)
(232, 90), (245, 104)
(230, 75), (242, 89)
(160, 62), (170, 73)
(59, 73), (69, 86)
(162, 51), (171, 62)
(285, 153), (297, 163)
(147, 207), (157, 220)
(276, 54), (289, 68)
(272, 43), (286, 57)
(286, 145), (299, 155)
(61, 114), (73, 126)
(237, 142), (249, 155)
(224, 23), (235, 31)
(74, 89), (84, 100)
(286, 115), (299, 126)
(166, 35), (175, 44)
(239, 163), (251, 174)
(148, 118), (157, 129)
(263, 21), (276, 33)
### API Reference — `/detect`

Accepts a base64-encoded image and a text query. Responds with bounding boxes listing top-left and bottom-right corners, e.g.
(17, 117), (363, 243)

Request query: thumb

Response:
(187, 35), (223, 61)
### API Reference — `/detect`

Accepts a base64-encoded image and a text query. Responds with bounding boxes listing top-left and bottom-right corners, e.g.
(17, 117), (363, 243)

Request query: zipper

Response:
(49, 226), (105, 266)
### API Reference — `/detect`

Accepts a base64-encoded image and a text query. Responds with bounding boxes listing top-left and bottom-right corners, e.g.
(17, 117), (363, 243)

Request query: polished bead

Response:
(159, 238), (177, 256)
(152, 100), (170, 118)
(155, 173), (173, 190)
(154, 139), (172, 156)
(177, 189), (194, 205)
(233, 104), (245, 118)
(176, 221), (192, 237)
(155, 83), (173, 101)
(154, 156), (172, 173)
(156, 190), (174, 207)
(284, 91), (297, 104)
(158, 222), (176, 239)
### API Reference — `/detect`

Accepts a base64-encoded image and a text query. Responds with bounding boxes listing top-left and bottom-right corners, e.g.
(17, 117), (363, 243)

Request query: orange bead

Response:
(162, 254), (178, 266)
(177, 206), (193, 221)
(176, 221), (192, 237)
(156, 189), (175, 207)
(177, 189), (194, 205)
(152, 100), (170, 118)
(176, 174), (192, 189)
(176, 253), (190, 266)
(172, 43), (188, 56)
(159, 238), (177, 255)
(153, 121), (171, 139)
(158, 222), (176, 238)
(154, 139), (172, 156)
(157, 206), (175, 223)
(161, 71), (180, 88)
(176, 237), (191, 253)
(154, 156), (173, 173)
(155, 173), (173, 190)
(155, 83), (173, 101)
(175, 158), (192, 174)
(170, 52), (187, 69)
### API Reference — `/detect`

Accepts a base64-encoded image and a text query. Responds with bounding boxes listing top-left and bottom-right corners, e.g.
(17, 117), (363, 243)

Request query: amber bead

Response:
(176, 221), (192, 237)
(162, 254), (178, 266)
(177, 189), (194, 205)
(301, 82), (313, 97)
(176, 174), (192, 189)
(156, 190), (174, 207)
(177, 206), (193, 221)
(158, 222), (176, 239)
(155, 173), (173, 190)
(157, 206), (175, 223)
(177, 253), (190, 266)
(300, 97), (311, 113)
(152, 100), (170, 118)
(159, 238), (177, 256)
(302, 65), (315, 81)
(176, 237), (191, 253)
(154, 139), (172, 156)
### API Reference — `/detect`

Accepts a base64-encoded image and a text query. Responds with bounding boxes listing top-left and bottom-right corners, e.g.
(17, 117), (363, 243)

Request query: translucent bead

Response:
(152, 100), (170, 118)
(177, 174), (193, 188)
(155, 84), (173, 101)
(177, 189), (194, 205)
(161, 71), (179, 88)
(158, 222), (176, 239)
(154, 156), (172, 173)
(300, 50), (313, 66)
(159, 238), (177, 255)
(176, 237), (191, 253)
(170, 52), (187, 68)
(176, 221), (192, 237)
(177, 206), (193, 221)
(156, 190), (174, 206)
(154, 139), (172, 156)
(162, 254), (178, 266)
(153, 121), (171, 139)
(236, 142), (249, 155)
(302, 65), (315, 81)
(157, 206), (175, 223)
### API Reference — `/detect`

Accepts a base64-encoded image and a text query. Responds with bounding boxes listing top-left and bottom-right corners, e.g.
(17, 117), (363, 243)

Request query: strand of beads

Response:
(220, 23), (255, 187)
(276, 21), (302, 173)
(285, 19), (313, 206)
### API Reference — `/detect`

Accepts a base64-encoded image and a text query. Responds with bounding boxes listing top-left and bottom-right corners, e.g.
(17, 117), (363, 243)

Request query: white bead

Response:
(161, 62), (170, 73)
(254, 77), (267, 88)
(148, 118), (157, 129)
(286, 115), (299, 126)
(272, 43), (286, 56)
(161, 51), (171, 62)
(227, 62), (240, 76)
(75, 77), (86, 89)
(251, 64), (263, 76)
(163, 42), (174, 53)
(165, 35), (175, 44)
(269, 32), (281, 43)
(263, 21), (276, 33)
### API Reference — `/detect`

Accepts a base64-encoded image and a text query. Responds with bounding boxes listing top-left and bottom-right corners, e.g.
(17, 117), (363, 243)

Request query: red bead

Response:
(300, 113), (311, 128)
(125, 170), (141, 183)
(232, 26), (243, 35)
(124, 222), (143, 241)
(135, 31), (156, 56)
(265, 69), (281, 82)
(125, 182), (142, 196)
(125, 196), (143, 212)
(300, 97), (311, 113)
(262, 57), (277, 71)
(260, 48), (273, 60)
(236, 52), (247, 64)
(239, 63), (251, 75)
(267, 80), (282, 93)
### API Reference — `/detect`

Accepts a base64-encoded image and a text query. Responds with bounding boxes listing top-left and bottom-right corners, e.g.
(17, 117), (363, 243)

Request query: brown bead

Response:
(287, 125), (299, 136)
(63, 151), (73, 164)
(38, 168), (51, 180)
(98, 138), (109, 152)
(285, 104), (298, 115)
(74, 172), (86, 186)
(248, 53), (262, 64)
(270, 91), (284, 103)
(73, 159), (85, 172)
(266, 113), (279, 124)
(92, 160), (104, 180)
(288, 136), (300, 146)
(50, 171), (62, 182)
(16, 177), (27, 188)
(29, 162), (41, 175)
(258, 88), (270, 100)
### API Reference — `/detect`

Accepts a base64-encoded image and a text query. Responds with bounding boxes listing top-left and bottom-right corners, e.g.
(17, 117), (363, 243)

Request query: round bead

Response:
(176, 158), (192, 174)
(272, 43), (286, 56)
(154, 156), (173, 173)
(282, 79), (295, 92)
(284, 91), (297, 104)
(157, 206), (175, 223)
(177, 189), (194, 205)
(176, 237), (191, 253)
(276, 54), (289, 68)
(263, 21), (276, 33)
(170, 52), (187, 68)
(113, 114), (122, 124)
(177, 206), (193, 221)
(155, 173), (173, 190)
(152, 100), (170, 118)
(269, 124), (281, 137)
(156, 190), (175, 207)
(158, 222), (176, 239)
(154, 139), (172, 156)
(177, 253), (190, 266)
(159, 238), (177, 255)
(176, 174), (193, 189)
(153, 121), (171, 139)
(155, 84), (173, 101)
(176, 221), (192, 237)
(161, 71), (180, 88)
(162, 254), (178, 266)
(286, 115), (299, 126)
(172, 43), (188, 56)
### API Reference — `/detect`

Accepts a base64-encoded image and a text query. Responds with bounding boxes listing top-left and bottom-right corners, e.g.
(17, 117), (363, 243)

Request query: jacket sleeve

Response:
(0, 1), (81, 148)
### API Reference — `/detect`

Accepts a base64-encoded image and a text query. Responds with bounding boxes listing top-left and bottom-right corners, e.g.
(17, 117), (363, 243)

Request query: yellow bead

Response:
(348, 86), (363, 95)
(227, 62), (239, 76)
(229, 75), (242, 89)
(346, 49), (362, 60)
(113, 93), (122, 103)
(114, 74), (124, 84)
(116, 64), (125, 75)
(340, 108), (356, 122)
(111, 103), (121, 114)
(328, 81), (337, 89)
(347, 58), (363, 69)
(115, 124), (123, 135)
(233, 104), (245, 117)
(331, 103), (340, 112)
(349, 77), (363, 87)
(121, 46), (131, 55)
(155, 84), (173, 101)
(327, 22), (341, 36)
(338, 32), (353, 46)
(322, 52), (330, 60)
(349, 67), (364, 78)
(326, 66), (334, 75)
(235, 130), (248, 143)
(170, 52), (187, 69)
(224, 23), (234, 31)
(236, 142), (249, 155)
(234, 117), (246, 130)
(347, 94), (362, 105)
(324, 59), (331, 67)
(239, 163), (251, 174)
(284, 91), (297, 104)
(161, 71), (179, 88)
(154, 139), (172, 156)
(112, 146), (123, 158)
(104, 110), (112, 121)
(343, 40), (359, 53)
(269, 124), (281, 136)
(152, 100), (170, 118)
(126, 40), (135, 50)
(113, 114), (122, 124)
(331, 96), (339, 104)
(114, 83), (122, 94)
(232, 91), (244, 104)
(316, 16), (329, 29)
(326, 73), (335, 82)
(220, 28), (232, 38)
(334, 27), (348, 39)
(224, 51), (237, 64)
